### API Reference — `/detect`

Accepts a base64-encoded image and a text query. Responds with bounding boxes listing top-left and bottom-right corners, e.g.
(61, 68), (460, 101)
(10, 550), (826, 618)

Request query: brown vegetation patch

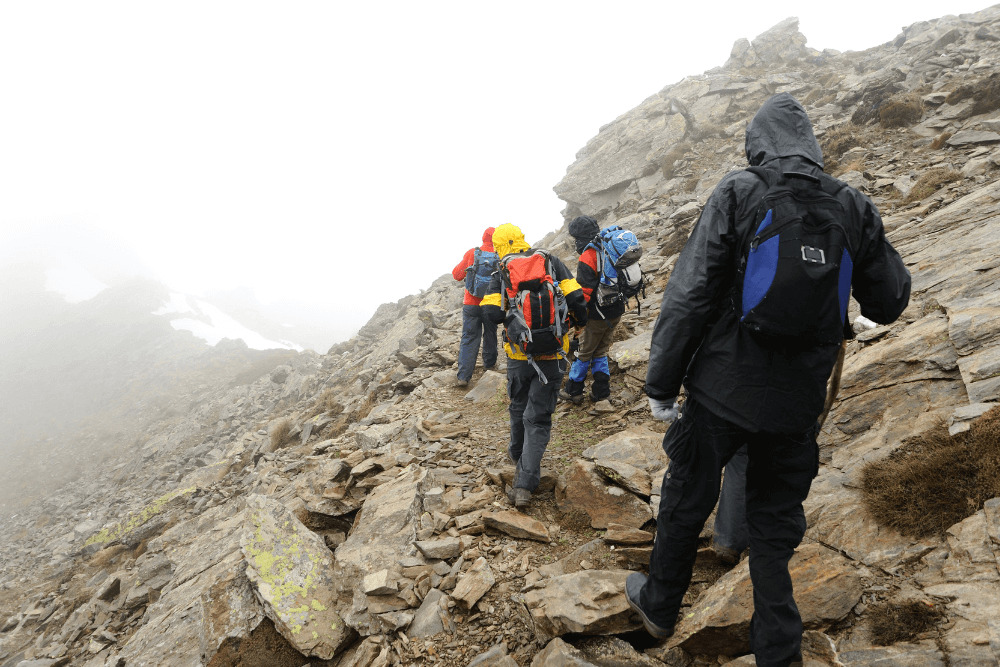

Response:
(930, 132), (953, 150)
(878, 93), (923, 128)
(861, 407), (1000, 537)
(207, 618), (335, 667)
(849, 79), (905, 125)
(660, 142), (692, 180)
(944, 74), (1000, 117)
(868, 600), (945, 645)
(89, 544), (129, 569)
(819, 123), (878, 174)
(904, 167), (962, 203)
(268, 418), (292, 450)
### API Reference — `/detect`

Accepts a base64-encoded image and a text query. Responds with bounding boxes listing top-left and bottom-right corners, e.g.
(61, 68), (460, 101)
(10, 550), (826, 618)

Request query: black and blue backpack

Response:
(465, 248), (499, 298)
(593, 226), (645, 313)
(736, 167), (854, 347)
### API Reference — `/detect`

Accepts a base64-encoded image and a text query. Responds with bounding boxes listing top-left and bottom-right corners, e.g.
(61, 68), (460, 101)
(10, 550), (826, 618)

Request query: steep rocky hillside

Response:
(0, 271), (303, 510)
(3, 7), (1000, 666)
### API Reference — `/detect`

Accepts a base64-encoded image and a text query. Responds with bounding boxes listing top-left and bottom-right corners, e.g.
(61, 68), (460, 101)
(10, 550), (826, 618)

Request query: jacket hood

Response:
(745, 93), (824, 169)
(492, 223), (531, 259)
(481, 226), (496, 252)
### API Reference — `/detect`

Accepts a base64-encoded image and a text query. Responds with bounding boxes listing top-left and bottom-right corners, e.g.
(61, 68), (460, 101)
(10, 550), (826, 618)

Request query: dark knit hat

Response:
(568, 216), (599, 254)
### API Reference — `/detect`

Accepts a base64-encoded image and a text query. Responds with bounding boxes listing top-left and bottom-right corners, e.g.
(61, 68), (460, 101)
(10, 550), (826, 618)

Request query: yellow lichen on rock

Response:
(84, 486), (195, 548)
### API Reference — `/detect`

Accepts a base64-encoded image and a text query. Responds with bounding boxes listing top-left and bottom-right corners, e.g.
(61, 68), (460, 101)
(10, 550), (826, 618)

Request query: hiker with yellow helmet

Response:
(482, 223), (588, 509)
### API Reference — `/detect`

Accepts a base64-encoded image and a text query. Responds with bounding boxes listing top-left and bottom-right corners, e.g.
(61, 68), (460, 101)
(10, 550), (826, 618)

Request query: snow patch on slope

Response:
(154, 293), (303, 351)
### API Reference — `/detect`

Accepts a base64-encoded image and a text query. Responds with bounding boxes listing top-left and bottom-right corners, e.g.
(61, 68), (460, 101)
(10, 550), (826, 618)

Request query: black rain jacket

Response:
(645, 93), (911, 434)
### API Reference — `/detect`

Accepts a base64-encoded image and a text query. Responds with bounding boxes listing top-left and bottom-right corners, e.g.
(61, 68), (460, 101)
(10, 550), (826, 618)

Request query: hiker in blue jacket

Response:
(628, 93), (911, 667)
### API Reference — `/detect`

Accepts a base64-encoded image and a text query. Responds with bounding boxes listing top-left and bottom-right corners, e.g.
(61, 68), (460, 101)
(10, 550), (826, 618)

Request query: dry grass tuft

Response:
(904, 167), (962, 203)
(269, 417), (292, 450)
(660, 142), (692, 180)
(861, 406), (1000, 538)
(89, 544), (128, 569)
(930, 132), (953, 150)
(820, 123), (863, 158)
(944, 74), (1000, 117)
(868, 600), (945, 645)
(878, 93), (923, 128)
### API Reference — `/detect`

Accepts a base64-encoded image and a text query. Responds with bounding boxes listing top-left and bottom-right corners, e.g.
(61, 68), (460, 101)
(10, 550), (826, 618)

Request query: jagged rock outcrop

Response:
(5, 6), (1000, 667)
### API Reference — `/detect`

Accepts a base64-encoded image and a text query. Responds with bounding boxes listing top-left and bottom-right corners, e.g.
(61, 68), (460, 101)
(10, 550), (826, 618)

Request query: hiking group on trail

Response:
(451, 93), (911, 667)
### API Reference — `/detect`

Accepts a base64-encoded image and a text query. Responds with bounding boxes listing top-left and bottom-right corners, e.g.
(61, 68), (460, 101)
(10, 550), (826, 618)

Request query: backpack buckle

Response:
(801, 246), (826, 264)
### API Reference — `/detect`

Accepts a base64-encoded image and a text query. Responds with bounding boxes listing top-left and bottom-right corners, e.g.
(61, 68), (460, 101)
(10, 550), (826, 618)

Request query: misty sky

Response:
(0, 1), (990, 343)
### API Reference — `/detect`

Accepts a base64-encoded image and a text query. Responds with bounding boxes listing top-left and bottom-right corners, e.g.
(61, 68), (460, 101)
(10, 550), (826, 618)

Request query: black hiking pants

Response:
(640, 397), (818, 667)
(506, 357), (563, 491)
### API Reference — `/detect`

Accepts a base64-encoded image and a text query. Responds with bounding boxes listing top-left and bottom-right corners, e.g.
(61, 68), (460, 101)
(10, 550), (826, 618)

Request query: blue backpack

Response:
(737, 168), (853, 347)
(592, 226), (645, 312)
(465, 248), (499, 298)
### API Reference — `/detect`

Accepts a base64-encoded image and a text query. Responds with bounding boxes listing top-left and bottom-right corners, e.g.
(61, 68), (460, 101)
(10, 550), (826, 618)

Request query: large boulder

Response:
(521, 570), (641, 642)
(241, 495), (353, 660)
(667, 542), (863, 655)
(556, 460), (652, 529)
(581, 426), (669, 472)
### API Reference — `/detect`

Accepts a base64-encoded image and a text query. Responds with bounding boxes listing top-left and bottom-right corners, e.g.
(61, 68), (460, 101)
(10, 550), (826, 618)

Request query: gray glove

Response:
(648, 396), (680, 422)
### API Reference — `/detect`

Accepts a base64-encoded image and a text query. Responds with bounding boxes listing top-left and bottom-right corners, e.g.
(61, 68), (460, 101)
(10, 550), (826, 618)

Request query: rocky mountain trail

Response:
(5, 6), (1000, 666)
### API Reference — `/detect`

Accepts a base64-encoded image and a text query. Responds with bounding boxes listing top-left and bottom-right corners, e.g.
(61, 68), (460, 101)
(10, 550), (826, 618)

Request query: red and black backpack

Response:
(499, 250), (569, 382)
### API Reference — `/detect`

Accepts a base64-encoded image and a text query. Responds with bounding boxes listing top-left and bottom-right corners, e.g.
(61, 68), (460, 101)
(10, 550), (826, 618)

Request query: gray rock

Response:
(464, 370), (505, 403)
(408, 588), (454, 638)
(947, 130), (1000, 146)
(594, 459), (651, 497)
(522, 570), (640, 641)
(667, 543), (862, 655)
(451, 557), (495, 610)
(483, 510), (551, 543)
(581, 426), (668, 472)
(838, 642), (945, 666)
(948, 402), (996, 435)
(469, 642), (516, 667)
(361, 569), (399, 596)
(414, 537), (462, 560)
(555, 460), (652, 530)
(530, 637), (597, 666)
(336, 466), (427, 575)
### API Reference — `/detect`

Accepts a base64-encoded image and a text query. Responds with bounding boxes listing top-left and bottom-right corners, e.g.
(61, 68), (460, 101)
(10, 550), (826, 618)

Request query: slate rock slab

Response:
(556, 460), (652, 529)
(241, 494), (353, 660)
(581, 426), (669, 472)
(594, 459), (651, 497)
(521, 570), (640, 641)
(464, 370), (505, 403)
(484, 510), (551, 542)
(451, 557), (496, 610)
(668, 542), (863, 655)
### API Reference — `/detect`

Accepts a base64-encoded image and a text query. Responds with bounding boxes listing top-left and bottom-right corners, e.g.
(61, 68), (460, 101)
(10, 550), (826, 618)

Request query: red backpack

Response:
(499, 250), (569, 382)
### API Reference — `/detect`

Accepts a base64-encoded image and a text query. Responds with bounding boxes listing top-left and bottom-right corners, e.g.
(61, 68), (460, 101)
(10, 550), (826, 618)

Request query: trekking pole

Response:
(817, 339), (847, 429)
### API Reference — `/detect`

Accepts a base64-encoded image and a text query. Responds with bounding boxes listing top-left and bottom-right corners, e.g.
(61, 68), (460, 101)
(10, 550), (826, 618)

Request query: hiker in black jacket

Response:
(627, 93), (911, 667)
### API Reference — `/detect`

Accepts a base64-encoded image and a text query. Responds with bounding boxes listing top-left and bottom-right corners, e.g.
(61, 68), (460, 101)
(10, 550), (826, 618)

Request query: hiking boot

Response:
(559, 389), (584, 405)
(507, 486), (531, 509)
(456, 377), (469, 387)
(625, 572), (674, 640)
(711, 542), (741, 567)
(560, 379), (585, 404)
(590, 372), (611, 402)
